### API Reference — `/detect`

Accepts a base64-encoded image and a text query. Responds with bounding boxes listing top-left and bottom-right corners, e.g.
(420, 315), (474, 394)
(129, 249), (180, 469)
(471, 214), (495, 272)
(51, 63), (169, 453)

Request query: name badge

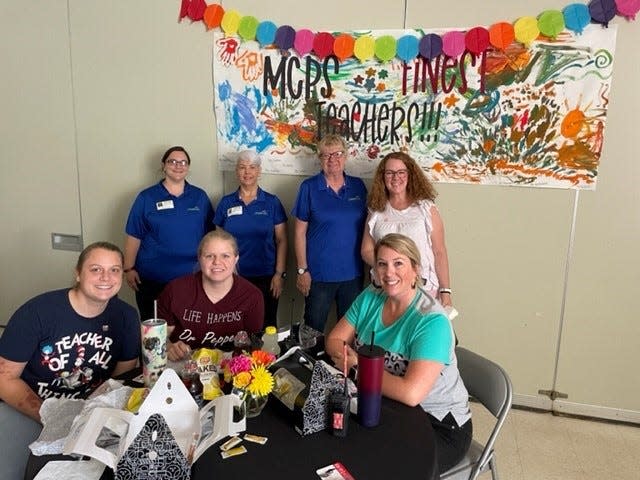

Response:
(227, 206), (243, 217)
(156, 200), (175, 210)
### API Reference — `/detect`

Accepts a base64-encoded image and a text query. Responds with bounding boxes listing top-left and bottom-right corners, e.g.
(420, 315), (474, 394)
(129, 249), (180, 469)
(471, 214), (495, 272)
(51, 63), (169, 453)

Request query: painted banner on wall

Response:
(213, 25), (616, 189)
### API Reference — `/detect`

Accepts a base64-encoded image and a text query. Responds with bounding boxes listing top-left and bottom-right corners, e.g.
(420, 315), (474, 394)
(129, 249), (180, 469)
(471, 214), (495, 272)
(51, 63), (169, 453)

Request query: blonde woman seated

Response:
(326, 233), (471, 474)
(157, 229), (264, 361)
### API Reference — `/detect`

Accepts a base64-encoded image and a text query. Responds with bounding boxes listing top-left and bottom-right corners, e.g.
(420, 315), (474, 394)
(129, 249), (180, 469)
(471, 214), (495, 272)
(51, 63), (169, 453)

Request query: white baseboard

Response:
(513, 393), (553, 411)
(512, 393), (640, 425)
(553, 400), (640, 425)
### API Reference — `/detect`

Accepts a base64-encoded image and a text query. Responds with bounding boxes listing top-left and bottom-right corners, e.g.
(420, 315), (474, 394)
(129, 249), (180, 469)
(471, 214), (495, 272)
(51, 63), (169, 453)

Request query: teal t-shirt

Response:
(345, 285), (451, 372)
(345, 285), (471, 424)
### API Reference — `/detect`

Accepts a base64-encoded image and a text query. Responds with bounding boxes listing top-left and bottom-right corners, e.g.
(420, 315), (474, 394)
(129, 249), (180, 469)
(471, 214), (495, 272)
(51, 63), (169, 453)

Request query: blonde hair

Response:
(198, 229), (239, 257)
(374, 233), (422, 285)
(317, 134), (348, 154)
(368, 151), (438, 211)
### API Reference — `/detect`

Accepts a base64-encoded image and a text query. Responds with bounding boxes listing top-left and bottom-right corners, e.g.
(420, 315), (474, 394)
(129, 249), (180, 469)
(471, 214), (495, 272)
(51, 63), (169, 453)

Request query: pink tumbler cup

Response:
(356, 344), (385, 427)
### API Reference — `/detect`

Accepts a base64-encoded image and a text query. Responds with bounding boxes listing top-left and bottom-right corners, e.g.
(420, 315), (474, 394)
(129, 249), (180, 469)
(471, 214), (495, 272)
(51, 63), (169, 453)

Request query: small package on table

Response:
(270, 347), (344, 436)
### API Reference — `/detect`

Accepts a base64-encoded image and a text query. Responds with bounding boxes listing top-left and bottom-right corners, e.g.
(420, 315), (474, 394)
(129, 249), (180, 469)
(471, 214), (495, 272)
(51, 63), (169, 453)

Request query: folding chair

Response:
(440, 347), (513, 480)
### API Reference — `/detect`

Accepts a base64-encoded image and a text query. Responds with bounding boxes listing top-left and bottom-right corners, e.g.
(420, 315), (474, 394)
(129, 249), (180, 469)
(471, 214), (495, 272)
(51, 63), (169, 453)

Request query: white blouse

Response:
(367, 199), (439, 293)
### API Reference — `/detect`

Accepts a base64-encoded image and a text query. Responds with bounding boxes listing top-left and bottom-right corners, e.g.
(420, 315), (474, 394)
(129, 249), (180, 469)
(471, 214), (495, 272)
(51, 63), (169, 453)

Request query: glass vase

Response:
(245, 394), (268, 418)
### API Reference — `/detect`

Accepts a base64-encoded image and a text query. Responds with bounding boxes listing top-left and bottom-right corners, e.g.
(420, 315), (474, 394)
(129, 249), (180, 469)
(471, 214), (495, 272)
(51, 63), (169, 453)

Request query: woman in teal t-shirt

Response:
(326, 233), (472, 474)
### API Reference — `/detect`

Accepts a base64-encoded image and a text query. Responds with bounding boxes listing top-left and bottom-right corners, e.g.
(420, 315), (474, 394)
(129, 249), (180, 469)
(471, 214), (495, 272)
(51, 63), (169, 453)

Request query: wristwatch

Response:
(276, 271), (287, 279)
(297, 267), (308, 275)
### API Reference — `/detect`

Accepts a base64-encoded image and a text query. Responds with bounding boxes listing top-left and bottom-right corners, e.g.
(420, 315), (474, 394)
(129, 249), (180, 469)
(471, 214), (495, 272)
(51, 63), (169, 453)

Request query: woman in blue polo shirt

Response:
(214, 150), (287, 327)
(292, 134), (368, 333)
(124, 146), (214, 320)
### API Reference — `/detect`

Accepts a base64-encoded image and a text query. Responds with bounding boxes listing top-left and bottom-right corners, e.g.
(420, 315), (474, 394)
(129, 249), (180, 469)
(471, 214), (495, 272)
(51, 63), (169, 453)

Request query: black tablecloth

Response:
(25, 396), (437, 480)
(193, 395), (438, 480)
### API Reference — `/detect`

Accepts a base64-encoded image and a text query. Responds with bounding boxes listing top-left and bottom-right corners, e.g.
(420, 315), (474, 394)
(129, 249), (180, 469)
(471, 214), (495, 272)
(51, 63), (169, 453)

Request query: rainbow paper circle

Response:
(396, 35), (419, 63)
(256, 21), (277, 46)
(538, 10), (565, 38)
(203, 3), (225, 30)
(238, 15), (259, 40)
(275, 25), (296, 50)
(442, 31), (465, 57)
(563, 3), (592, 33)
(489, 22), (515, 50)
(354, 35), (375, 62)
(334, 33), (355, 61)
(514, 16), (540, 46)
(187, 0), (207, 21)
(419, 33), (443, 60)
(294, 29), (315, 56)
(375, 35), (397, 62)
(589, 0), (617, 26)
(313, 32), (335, 59)
(616, 0), (640, 20)
(220, 10), (241, 36)
(465, 27), (490, 54)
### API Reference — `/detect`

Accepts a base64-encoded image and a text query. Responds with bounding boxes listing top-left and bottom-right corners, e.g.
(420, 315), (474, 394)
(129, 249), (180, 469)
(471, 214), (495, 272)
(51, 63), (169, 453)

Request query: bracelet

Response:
(123, 267), (135, 273)
(439, 288), (452, 295)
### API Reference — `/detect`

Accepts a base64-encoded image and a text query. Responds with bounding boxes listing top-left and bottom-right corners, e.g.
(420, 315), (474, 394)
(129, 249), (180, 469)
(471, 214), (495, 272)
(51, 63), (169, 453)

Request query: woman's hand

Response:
(270, 274), (284, 299)
(296, 271), (311, 296)
(167, 340), (191, 362)
(125, 269), (141, 291)
(328, 343), (359, 372)
(438, 291), (452, 307)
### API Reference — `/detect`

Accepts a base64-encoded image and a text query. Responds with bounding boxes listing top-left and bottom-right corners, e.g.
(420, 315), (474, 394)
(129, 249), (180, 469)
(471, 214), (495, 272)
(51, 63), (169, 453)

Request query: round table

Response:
(192, 395), (439, 480)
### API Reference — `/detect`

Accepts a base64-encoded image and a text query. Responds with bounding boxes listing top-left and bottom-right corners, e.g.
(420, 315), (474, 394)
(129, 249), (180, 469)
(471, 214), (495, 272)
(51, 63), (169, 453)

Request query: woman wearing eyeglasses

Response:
(123, 146), (214, 320)
(361, 151), (452, 306)
(292, 134), (368, 333)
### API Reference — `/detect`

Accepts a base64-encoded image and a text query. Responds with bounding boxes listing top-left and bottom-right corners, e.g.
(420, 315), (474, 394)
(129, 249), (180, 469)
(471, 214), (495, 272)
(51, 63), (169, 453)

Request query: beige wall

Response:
(1, 0), (638, 419)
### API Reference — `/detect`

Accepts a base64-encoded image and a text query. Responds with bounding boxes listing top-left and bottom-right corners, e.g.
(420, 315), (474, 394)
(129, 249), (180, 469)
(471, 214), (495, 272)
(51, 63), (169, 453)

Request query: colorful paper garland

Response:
(182, 1), (637, 62)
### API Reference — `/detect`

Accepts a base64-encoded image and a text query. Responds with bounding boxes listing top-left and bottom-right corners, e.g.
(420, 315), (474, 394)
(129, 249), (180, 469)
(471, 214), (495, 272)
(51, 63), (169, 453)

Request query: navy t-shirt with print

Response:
(0, 289), (140, 400)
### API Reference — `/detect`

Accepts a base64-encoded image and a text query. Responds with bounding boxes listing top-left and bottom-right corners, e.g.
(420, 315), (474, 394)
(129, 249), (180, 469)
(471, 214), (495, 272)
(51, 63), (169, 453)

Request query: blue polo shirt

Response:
(291, 172), (367, 282)
(214, 188), (287, 277)
(125, 181), (214, 283)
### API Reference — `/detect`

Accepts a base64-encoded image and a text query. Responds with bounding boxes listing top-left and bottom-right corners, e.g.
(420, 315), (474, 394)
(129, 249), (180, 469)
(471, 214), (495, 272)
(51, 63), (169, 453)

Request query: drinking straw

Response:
(153, 300), (158, 320)
(370, 331), (375, 351)
(343, 341), (348, 378)
(343, 341), (349, 396)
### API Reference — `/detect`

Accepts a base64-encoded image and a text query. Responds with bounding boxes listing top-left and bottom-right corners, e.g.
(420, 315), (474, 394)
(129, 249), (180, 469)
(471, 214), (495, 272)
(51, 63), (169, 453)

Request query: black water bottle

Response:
(330, 391), (350, 437)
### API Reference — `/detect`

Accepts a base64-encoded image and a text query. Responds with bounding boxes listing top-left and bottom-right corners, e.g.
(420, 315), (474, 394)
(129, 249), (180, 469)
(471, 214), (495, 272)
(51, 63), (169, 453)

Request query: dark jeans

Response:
(135, 277), (168, 321)
(304, 277), (363, 333)
(245, 275), (280, 328)
(428, 412), (473, 475)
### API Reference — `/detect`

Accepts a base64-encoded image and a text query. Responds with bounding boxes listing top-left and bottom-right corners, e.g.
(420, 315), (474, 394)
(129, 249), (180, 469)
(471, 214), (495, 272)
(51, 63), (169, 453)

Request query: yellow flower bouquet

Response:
(220, 350), (276, 417)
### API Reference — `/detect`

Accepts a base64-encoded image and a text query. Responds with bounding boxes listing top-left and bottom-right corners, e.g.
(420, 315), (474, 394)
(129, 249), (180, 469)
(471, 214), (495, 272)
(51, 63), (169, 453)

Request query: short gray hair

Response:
(236, 149), (262, 167)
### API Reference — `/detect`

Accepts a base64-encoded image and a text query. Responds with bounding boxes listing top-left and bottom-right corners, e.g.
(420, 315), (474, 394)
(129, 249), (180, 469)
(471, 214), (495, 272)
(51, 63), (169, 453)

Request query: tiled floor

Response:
(470, 403), (640, 480)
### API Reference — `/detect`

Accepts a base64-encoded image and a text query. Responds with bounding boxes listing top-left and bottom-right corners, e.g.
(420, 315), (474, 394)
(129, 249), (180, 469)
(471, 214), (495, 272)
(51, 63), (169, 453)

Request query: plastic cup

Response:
(298, 324), (321, 350)
(141, 318), (167, 387)
(356, 344), (385, 427)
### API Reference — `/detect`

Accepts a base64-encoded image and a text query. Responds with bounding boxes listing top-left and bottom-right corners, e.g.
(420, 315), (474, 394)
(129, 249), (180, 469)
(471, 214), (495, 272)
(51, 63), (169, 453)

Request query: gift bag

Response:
(116, 413), (190, 480)
(270, 348), (343, 435)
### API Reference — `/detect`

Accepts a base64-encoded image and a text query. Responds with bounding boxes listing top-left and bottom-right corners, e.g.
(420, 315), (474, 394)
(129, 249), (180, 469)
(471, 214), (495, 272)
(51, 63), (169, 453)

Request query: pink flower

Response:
(226, 355), (252, 374)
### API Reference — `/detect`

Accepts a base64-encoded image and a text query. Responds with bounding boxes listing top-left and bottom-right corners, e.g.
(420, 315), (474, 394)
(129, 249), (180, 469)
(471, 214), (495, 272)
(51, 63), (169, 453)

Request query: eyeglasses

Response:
(166, 159), (189, 167)
(383, 169), (409, 178)
(319, 151), (345, 161)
